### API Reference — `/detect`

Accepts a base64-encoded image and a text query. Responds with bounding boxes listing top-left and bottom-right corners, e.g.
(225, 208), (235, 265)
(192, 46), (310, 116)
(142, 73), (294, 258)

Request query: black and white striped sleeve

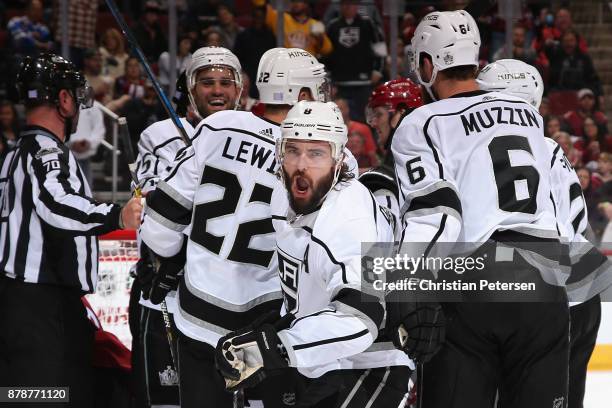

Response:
(140, 144), (197, 258)
(30, 136), (121, 235)
(391, 116), (462, 254)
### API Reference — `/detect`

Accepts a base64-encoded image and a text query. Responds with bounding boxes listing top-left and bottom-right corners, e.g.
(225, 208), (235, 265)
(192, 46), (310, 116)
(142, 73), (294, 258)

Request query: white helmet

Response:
(256, 48), (328, 105)
(279, 101), (347, 161)
(278, 101), (348, 206)
(412, 10), (481, 99)
(186, 46), (243, 116)
(477, 59), (544, 109)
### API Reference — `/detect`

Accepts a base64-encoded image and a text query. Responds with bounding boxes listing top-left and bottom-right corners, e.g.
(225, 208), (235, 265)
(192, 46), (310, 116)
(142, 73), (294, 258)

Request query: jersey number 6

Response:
(190, 165), (275, 268)
(488, 135), (540, 214)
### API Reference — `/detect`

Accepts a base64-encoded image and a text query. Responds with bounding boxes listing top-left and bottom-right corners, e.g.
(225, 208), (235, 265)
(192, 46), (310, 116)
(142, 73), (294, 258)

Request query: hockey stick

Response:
(104, 0), (191, 146)
(117, 119), (180, 374)
(233, 389), (244, 408)
(416, 363), (423, 408)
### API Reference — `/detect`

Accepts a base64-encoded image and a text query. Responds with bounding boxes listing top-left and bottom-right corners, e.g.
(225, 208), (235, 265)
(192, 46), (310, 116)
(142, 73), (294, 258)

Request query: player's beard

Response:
(284, 167), (335, 215)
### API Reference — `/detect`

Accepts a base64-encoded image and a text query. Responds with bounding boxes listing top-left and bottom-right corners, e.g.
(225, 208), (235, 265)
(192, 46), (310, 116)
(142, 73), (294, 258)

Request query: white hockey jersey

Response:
(136, 118), (195, 195)
(546, 138), (612, 303)
(392, 90), (559, 256)
(359, 166), (400, 240)
(272, 178), (413, 378)
(135, 117), (195, 312)
(140, 110), (285, 346)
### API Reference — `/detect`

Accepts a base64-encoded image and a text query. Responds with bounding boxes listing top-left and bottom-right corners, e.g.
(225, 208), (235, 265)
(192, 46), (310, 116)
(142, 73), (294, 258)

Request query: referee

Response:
(0, 53), (142, 407)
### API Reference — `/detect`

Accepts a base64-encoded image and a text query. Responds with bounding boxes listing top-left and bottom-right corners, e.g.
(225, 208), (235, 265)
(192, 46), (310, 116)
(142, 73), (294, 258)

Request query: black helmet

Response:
(173, 70), (189, 116)
(16, 53), (93, 109)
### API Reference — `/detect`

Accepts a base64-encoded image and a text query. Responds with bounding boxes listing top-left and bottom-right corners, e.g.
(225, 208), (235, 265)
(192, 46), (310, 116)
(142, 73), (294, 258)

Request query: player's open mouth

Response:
(293, 176), (310, 197)
(208, 99), (226, 107)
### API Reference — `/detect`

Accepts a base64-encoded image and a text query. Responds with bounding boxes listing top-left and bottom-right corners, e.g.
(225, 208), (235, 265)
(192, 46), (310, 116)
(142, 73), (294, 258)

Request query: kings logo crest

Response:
(339, 27), (360, 48)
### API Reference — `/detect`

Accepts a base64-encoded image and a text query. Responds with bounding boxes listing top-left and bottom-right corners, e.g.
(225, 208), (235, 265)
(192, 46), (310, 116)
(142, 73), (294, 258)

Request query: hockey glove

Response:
(142, 243), (186, 305)
(386, 293), (446, 363)
(133, 256), (155, 291)
(215, 324), (290, 392)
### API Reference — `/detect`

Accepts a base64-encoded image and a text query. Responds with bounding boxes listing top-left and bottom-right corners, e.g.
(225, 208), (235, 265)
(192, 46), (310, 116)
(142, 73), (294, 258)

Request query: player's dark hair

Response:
(337, 162), (355, 185)
(265, 104), (292, 117)
(419, 53), (477, 81)
(439, 65), (478, 80)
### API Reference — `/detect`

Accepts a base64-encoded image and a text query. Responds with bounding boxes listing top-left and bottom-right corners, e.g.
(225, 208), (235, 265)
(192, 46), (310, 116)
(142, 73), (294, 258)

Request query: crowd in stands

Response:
(0, 0), (610, 242)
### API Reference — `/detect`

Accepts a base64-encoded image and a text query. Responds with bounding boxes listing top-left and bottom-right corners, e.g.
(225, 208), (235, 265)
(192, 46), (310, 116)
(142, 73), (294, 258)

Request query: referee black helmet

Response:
(16, 52), (93, 110)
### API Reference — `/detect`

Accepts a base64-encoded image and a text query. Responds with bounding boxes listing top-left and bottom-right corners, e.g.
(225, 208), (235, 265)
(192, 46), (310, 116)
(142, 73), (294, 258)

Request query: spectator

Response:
(401, 12), (417, 44)
(211, 5), (243, 50)
(492, 24), (537, 66)
(539, 96), (550, 119)
(596, 153), (612, 184)
(582, 117), (607, 165)
(593, 153), (612, 239)
(547, 30), (602, 96)
(563, 88), (609, 137)
(202, 27), (225, 47)
(536, 8), (588, 54)
(578, 167), (605, 238)
(323, 0), (384, 35)
(121, 81), (164, 142)
(114, 56), (146, 99)
(326, 0), (386, 123)
(99, 28), (129, 82)
(0, 100), (20, 160)
(238, 71), (257, 112)
(553, 130), (583, 168)
(83, 49), (114, 104)
(545, 115), (563, 138)
(346, 129), (377, 171)
(133, 1), (167, 64)
(186, 0), (223, 31)
(385, 36), (410, 79)
(334, 97), (378, 167)
(67, 104), (105, 185)
(578, 167), (595, 197)
(255, 0), (333, 58)
(7, 0), (52, 59)
(158, 35), (192, 92)
(53, 0), (98, 69)
(233, 6), (276, 98)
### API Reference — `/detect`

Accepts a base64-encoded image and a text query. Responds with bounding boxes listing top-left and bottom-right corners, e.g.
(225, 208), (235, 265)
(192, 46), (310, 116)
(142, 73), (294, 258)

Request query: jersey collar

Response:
(20, 125), (63, 143)
(449, 90), (489, 99)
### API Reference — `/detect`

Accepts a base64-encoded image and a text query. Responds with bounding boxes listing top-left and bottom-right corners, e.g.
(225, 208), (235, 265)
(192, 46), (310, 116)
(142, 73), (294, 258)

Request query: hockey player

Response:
(360, 78), (423, 230)
(0, 53), (142, 408)
(389, 11), (569, 408)
(131, 47), (244, 408)
(139, 48), (342, 407)
(365, 77), (423, 161)
(215, 100), (412, 408)
(478, 58), (612, 408)
(186, 46), (244, 119)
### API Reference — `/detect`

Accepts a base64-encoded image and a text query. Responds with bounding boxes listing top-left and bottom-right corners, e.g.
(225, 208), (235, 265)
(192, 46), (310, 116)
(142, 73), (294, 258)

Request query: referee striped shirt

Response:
(0, 126), (122, 293)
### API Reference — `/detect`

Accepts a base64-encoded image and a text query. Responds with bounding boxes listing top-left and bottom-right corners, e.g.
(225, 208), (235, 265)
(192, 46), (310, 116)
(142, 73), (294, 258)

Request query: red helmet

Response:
(368, 77), (423, 112)
(366, 78), (423, 125)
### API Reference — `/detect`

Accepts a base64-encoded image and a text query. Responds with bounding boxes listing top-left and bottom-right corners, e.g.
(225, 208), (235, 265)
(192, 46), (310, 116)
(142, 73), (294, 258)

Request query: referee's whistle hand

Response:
(121, 197), (143, 230)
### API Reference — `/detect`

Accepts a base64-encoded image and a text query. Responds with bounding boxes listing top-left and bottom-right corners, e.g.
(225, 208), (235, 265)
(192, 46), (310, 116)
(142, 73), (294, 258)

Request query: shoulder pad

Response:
(358, 165), (398, 197)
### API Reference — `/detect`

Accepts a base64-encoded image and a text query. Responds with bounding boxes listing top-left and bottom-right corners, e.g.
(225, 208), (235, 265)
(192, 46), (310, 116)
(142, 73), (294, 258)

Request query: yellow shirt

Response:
(263, 4), (333, 57)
